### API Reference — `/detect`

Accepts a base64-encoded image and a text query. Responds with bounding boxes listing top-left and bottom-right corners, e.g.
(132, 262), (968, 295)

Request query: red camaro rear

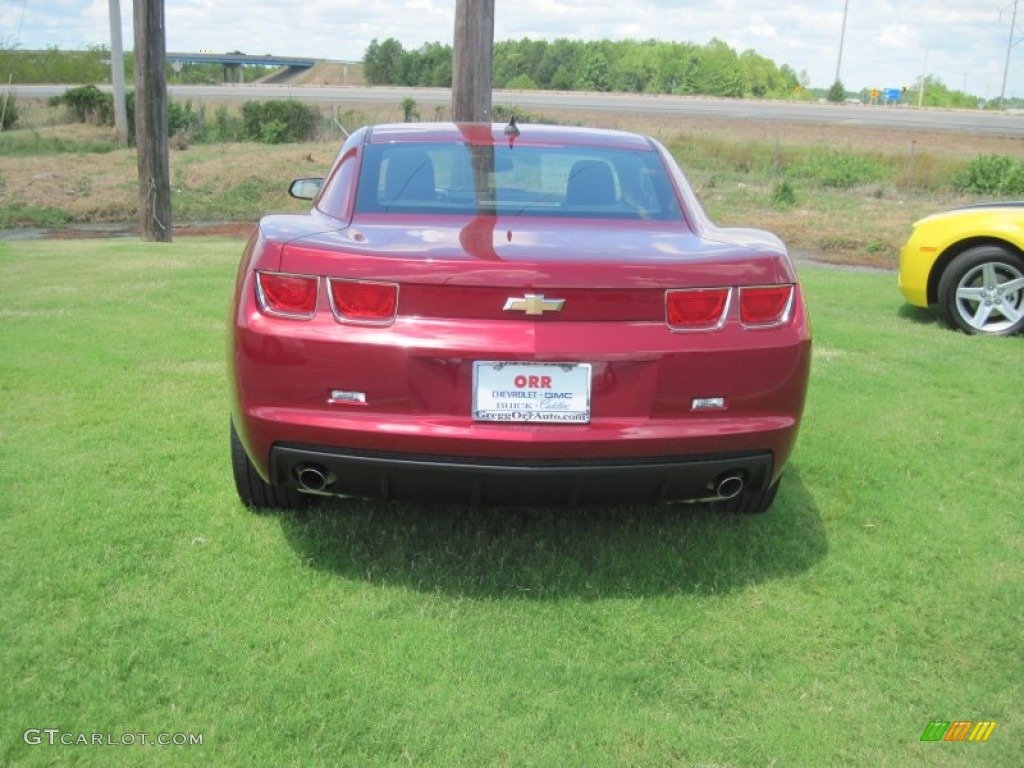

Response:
(228, 122), (811, 512)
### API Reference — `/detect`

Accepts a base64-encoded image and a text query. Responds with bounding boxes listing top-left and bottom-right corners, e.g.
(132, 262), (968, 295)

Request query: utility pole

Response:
(108, 0), (128, 145)
(452, 0), (495, 122)
(918, 48), (928, 107)
(999, 0), (1019, 109)
(833, 0), (850, 87)
(133, 0), (172, 242)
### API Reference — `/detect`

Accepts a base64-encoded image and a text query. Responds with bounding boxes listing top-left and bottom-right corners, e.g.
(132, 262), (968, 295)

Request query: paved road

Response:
(10, 83), (1024, 137)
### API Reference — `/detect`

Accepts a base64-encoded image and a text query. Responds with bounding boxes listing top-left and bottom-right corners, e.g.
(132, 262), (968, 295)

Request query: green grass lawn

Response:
(1, 238), (1019, 766)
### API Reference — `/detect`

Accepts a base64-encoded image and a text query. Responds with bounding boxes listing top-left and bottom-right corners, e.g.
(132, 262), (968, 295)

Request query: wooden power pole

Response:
(452, 0), (495, 122)
(133, 0), (172, 242)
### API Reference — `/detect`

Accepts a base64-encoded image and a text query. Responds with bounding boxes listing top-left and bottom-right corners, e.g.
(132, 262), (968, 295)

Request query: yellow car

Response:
(898, 202), (1024, 336)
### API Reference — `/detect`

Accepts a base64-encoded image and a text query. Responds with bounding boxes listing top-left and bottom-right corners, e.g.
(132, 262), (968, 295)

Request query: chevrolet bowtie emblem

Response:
(503, 294), (566, 316)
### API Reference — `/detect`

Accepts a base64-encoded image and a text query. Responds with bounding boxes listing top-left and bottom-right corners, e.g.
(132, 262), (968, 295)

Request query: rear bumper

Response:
(271, 444), (774, 506)
(229, 267), (811, 505)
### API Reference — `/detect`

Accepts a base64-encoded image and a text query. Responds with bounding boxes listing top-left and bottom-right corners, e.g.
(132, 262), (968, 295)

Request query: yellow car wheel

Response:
(937, 245), (1024, 336)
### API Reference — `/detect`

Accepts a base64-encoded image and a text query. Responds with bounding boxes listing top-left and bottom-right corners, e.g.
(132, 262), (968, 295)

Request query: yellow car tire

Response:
(937, 245), (1024, 336)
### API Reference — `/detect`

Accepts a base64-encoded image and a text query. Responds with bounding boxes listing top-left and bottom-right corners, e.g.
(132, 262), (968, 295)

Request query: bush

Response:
(790, 149), (889, 189)
(50, 85), (113, 125)
(771, 179), (797, 208)
(213, 105), (244, 142)
(506, 74), (538, 90)
(258, 119), (289, 144)
(951, 154), (1024, 196)
(33, 91), (318, 146)
(167, 100), (199, 140)
(240, 100), (320, 143)
(400, 97), (418, 123)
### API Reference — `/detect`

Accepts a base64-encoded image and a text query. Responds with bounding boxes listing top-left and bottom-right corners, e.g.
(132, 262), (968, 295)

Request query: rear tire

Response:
(230, 420), (306, 511)
(714, 476), (780, 515)
(937, 246), (1024, 336)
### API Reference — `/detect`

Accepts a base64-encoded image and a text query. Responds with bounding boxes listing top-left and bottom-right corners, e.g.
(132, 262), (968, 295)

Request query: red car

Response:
(228, 122), (811, 513)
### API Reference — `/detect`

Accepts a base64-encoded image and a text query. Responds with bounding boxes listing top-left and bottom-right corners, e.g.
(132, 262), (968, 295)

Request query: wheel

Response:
(937, 246), (1024, 336)
(230, 420), (306, 511)
(714, 476), (781, 515)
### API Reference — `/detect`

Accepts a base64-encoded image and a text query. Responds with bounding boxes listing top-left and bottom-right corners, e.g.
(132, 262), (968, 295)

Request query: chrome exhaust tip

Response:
(295, 464), (333, 494)
(714, 473), (745, 500)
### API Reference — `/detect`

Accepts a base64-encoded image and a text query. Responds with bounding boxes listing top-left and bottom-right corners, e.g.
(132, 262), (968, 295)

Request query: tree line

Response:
(364, 36), (805, 100)
(364, 36), (1016, 108)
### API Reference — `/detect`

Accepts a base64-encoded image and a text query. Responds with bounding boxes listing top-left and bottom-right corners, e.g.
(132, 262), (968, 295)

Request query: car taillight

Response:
(666, 287), (731, 330)
(739, 285), (794, 327)
(256, 271), (319, 318)
(328, 278), (399, 325)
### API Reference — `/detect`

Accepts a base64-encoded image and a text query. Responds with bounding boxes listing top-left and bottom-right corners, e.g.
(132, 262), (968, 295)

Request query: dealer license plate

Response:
(472, 362), (592, 423)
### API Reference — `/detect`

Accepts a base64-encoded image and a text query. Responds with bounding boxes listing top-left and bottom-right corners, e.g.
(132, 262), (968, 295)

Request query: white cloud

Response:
(748, 25), (780, 41)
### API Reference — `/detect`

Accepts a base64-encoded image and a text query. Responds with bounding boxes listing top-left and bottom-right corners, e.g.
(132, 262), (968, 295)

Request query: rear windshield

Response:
(354, 142), (683, 221)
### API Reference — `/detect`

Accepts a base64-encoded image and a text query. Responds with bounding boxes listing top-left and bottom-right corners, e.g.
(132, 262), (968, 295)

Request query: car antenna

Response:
(504, 115), (520, 147)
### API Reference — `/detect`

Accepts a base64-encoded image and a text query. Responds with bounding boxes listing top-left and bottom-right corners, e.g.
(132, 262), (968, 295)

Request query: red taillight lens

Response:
(329, 278), (399, 324)
(739, 285), (794, 326)
(256, 271), (319, 318)
(666, 288), (731, 330)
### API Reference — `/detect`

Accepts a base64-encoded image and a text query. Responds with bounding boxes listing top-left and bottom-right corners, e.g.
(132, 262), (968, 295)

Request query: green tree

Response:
(363, 38), (405, 85)
(382, 42), (454, 87)
(647, 41), (697, 94)
(576, 44), (612, 91)
(690, 39), (744, 97)
(740, 49), (789, 98)
(915, 76), (979, 109)
(536, 38), (582, 89)
(520, 39), (551, 87)
(415, 42), (453, 87)
(777, 64), (802, 96)
(610, 40), (658, 93)
(492, 40), (523, 87)
(549, 64), (574, 91)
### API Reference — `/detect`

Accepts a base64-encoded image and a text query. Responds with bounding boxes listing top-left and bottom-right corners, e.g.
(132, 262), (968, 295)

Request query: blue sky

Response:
(2, 0), (1021, 97)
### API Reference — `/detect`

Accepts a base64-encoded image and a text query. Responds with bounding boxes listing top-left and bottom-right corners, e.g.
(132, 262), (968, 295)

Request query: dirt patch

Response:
(37, 220), (256, 240)
(176, 221), (256, 239)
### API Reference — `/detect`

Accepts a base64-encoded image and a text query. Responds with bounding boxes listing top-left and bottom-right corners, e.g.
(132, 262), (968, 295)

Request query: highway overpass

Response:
(165, 52), (316, 83)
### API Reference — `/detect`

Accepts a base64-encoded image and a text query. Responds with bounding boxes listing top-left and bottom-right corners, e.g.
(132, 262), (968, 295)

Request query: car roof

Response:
(365, 122), (656, 152)
(951, 201), (1024, 212)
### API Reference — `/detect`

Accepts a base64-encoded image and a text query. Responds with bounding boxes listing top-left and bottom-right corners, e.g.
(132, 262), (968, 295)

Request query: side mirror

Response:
(289, 178), (324, 200)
